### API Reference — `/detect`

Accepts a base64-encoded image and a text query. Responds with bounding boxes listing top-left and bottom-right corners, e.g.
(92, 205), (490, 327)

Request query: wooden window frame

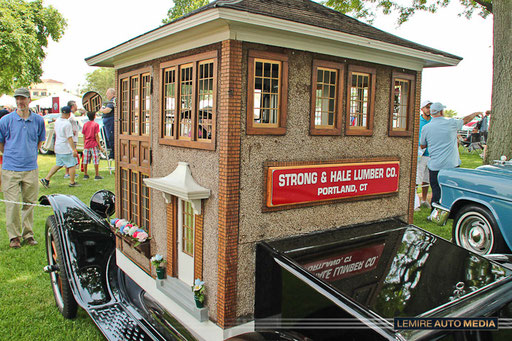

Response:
(310, 60), (344, 136)
(388, 72), (415, 137)
(247, 50), (288, 135)
(159, 51), (217, 151)
(119, 68), (152, 137)
(345, 65), (376, 136)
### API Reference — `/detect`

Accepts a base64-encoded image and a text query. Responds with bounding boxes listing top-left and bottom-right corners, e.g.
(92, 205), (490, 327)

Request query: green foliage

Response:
(80, 68), (115, 98)
(324, 0), (492, 24)
(0, 0), (67, 93)
(162, 0), (209, 24)
(443, 109), (458, 118)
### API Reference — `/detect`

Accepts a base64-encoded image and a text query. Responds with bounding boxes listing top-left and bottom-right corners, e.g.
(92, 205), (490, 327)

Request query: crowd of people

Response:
(0, 88), (115, 249)
(416, 100), (489, 215)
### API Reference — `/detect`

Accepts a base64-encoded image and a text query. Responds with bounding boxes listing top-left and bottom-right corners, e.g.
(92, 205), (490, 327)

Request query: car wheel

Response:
(453, 204), (506, 255)
(45, 215), (78, 319)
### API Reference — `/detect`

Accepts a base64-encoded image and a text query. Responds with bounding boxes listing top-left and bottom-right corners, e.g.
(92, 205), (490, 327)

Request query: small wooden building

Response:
(86, 0), (460, 339)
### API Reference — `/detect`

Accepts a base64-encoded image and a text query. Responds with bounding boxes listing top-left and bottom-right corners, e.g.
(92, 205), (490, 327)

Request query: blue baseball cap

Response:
(430, 102), (446, 114)
(61, 106), (71, 114)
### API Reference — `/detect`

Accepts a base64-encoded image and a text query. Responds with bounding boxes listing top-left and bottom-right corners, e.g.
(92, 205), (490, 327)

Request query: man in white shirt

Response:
(40, 106), (80, 187)
(64, 100), (80, 179)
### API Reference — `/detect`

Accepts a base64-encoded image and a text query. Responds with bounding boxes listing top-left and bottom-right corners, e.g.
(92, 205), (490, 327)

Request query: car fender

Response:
(438, 168), (512, 250)
(40, 194), (116, 308)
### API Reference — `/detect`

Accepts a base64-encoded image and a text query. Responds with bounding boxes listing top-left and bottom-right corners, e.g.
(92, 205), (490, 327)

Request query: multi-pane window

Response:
(160, 52), (217, 149)
(247, 50), (288, 135)
(119, 168), (151, 230)
(120, 79), (129, 134)
(119, 72), (151, 136)
(389, 72), (415, 137)
(182, 201), (195, 256)
(198, 61), (214, 141)
(310, 60), (343, 135)
(163, 68), (176, 137)
(141, 74), (151, 135)
(141, 175), (150, 229)
(346, 65), (376, 136)
(253, 59), (280, 127)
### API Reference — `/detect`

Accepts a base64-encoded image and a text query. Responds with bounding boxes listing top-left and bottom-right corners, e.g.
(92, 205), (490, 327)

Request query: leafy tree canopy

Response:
(163, 0), (209, 24)
(0, 0), (66, 94)
(443, 109), (458, 118)
(325, 0), (492, 24)
(80, 68), (115, 99)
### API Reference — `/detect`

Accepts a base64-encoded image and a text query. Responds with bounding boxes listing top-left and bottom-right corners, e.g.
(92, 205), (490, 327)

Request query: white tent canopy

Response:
(30, 91), (83, 110)
(0, 94), (16, 107)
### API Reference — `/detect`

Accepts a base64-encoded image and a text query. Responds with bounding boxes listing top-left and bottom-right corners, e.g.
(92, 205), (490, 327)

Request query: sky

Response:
(41, 0), (493, 116)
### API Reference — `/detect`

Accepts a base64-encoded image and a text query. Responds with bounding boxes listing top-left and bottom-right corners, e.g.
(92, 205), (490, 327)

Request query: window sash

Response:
(141, 74), (151, 136)
(182, 201), (194, 256)
(120, 79), (129, 134)
(389, 72), (415, 137)
(130, 76), (140, 135)
(345, 65), (376, 136)
(252, 59), (281, 128)
(160, 54), (216, 146)
(119, 167), (151, 230)
(314, 67), (337, 129)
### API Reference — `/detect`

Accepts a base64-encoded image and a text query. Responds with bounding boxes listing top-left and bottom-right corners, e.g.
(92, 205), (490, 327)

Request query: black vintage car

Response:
(41, 192), (512, 340)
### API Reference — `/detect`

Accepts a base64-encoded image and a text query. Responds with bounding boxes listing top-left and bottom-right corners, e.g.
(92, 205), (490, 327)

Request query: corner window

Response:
(119, 168), (151, 231)
(119, 71), (151, 136)
(247, 50), (288, 135)
(160, 51), (217, 150)
(389, 72), (415, 137)
(310, 60), (344, 135)
(346, 65), (376, 136)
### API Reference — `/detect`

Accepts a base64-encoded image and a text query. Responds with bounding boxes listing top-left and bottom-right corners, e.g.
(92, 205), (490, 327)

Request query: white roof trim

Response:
(87, 7), (459, 69)
(144, 162), (210, 214)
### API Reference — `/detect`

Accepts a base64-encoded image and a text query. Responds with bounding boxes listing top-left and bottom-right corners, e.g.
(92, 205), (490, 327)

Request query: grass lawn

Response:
(0, 148), (483, 340)
(412, 147), (484, 241)
(0, 155), (114, 341)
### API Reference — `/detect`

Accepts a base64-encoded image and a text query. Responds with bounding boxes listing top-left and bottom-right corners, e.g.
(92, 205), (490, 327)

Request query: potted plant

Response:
(192, 278), (205, 308)
(150, 254), (166, 279)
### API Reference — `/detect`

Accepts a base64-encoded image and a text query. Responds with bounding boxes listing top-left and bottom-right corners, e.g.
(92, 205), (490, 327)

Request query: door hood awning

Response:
(144, 162), (210, 214)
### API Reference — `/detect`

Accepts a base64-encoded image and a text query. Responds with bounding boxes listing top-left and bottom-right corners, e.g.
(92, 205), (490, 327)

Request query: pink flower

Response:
(132, 231), (139, 239)
(136, 232), (148, 242)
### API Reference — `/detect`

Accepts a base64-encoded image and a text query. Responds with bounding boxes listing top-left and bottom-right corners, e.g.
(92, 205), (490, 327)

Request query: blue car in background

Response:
(432, 160), (512, 255)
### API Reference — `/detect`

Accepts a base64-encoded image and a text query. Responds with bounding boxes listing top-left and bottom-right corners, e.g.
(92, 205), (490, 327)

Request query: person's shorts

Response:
(416, 156), (430, 184)
(56, 153), (78, 168)
(82, 147), (101, 165)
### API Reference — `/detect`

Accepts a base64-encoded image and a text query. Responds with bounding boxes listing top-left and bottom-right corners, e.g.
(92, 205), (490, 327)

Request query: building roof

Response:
(182, 0), (460, 61)
(86, 0), (461, 69)
(41, 79), (64, 84)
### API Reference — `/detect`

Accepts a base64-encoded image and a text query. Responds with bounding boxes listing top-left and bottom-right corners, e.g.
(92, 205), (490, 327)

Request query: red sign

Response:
(52, 97), (59, 113)
(301, 243), (385, 282)
(266, 161), (400, 207)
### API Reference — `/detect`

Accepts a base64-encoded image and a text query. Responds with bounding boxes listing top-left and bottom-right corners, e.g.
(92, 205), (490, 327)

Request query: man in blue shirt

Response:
(420, 102), (481, 208)
(99, 88), (116, 159)
(0, 88), (45, 248)
(417, 100), (432, 209)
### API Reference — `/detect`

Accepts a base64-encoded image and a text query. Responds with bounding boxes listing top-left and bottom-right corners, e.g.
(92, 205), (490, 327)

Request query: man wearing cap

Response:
(40, 106), (80, 188)
(417, 100), (432, 209)
(0, 88), (45, 249)
(420, 102), (482, 209)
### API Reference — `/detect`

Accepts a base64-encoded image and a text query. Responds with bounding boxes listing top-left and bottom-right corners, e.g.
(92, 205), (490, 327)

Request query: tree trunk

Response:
(486, 0), (512, 163)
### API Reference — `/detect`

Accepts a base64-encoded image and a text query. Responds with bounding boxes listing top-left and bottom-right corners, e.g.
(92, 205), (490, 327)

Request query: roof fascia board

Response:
(217, 8), (460, 68)
(87, 7), (459, 69)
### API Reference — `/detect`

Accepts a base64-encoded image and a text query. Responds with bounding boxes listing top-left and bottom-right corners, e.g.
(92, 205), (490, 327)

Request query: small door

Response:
(177, 199), (195, 285)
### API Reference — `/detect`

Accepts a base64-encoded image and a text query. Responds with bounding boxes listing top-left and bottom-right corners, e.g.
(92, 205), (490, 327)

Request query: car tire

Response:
(453, 204), (506, 255)
(45, 215), (78, 319)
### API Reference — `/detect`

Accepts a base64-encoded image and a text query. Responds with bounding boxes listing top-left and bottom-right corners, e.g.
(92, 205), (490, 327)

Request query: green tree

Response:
(325, 0), (510, 164)
(0, 0), (66, 93)
(81, 68), (115, 98)
(163, 0), (209, 24)
(443, 109), (458, 118)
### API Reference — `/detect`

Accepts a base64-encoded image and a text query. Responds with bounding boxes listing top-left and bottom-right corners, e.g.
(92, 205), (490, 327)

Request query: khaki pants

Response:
(1, 169), (38, 241)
